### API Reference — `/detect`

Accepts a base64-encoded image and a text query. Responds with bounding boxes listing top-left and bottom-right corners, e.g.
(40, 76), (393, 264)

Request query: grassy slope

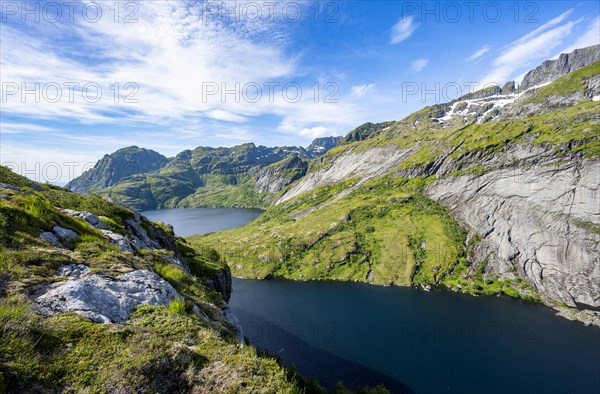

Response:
(0, 167), (323, 393)
(190, 65), (600, 301)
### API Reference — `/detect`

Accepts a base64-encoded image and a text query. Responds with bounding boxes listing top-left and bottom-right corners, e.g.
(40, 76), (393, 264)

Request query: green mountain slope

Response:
(71, 138), (342, 211)
(66, 146), (169, 193)
(190, 57), (600, 326)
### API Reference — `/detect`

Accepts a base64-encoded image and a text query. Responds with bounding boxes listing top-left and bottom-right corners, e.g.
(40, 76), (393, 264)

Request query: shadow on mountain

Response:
(232, 308), (415, 393)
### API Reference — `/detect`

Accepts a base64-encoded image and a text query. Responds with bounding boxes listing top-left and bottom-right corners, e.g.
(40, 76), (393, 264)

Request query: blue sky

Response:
(1, 0), (599, 183)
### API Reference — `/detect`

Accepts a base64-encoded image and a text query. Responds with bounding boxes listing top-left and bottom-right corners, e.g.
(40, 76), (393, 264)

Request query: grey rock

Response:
(208, 266), (233, 303)
(33, 269), (180, 323)
(125, 216), (160, 250)
(520, 45), (600, 90)
(61, 209), (107, 230)
(101, 229), (133, 253)
(425, 155), (600, 308)
(221, 307), (243, 343)
(40, 232), (63, 247)
(52, 226), (78, 242)
(56, 264), (90, 279)
(501, 81), (516, 94)
(254, 156), (308, 194)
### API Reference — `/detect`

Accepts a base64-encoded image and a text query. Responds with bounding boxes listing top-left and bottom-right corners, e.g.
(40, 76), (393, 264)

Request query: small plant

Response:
(167, 298), (186, 316)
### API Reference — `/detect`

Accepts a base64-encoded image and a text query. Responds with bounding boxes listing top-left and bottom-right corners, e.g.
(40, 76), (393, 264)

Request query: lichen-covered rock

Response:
(56, 264), (90, 278)
(33, 268), (180, 323)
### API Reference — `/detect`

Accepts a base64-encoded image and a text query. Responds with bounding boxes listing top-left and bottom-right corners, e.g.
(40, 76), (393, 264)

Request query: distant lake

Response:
(141, 207), (262, 236)
(142, 207), (600, 394)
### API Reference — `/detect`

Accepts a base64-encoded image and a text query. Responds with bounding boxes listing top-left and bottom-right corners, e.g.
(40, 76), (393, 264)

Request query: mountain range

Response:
(54, 44), (600, 326)
(67, 137), (343, 210)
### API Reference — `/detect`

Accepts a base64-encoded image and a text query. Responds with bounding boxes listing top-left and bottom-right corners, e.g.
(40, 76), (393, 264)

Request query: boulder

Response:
(52, 226), (78, 242)
(40, 231), (63, 247)
(33, 268), (180, 323)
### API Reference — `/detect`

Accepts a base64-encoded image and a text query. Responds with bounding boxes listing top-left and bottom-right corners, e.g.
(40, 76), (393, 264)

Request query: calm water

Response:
(142, 207), (262, 236)
(143, 208), (600, 394)
(230, 279), (600, 393)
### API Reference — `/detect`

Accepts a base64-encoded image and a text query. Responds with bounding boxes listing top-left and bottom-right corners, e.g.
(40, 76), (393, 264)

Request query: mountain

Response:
(66, 146), (169, 193)
(306, 136), (343, 155)
(190, 45), (600, 326)
(0, 167), (330, 392)
(68, 138), (342, 211)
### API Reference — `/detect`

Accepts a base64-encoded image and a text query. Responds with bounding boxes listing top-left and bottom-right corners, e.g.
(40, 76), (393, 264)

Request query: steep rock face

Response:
(254, 156), (308, 194)
(277, 145), (418, 203)
(66, 146), (168, 193)
(425, 152), (600, 308)
(520, 44), (600, 90)
(32, 267), (181, 323)
(207, 265), (233, 303)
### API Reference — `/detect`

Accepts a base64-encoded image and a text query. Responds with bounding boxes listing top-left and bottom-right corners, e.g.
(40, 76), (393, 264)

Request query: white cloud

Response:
(479, 11), (578, 86)
(410, 58), (429, 73)
(206, 110), (249, 123)
(0, 1), (380, 160)
(299, 126), (329, 138)
(555, 16), (600, 57)
(465, 45), (490, 62)
(390, 16), (419, 45)
(0, 122), (59, 134)
(351, 84), (376, 97)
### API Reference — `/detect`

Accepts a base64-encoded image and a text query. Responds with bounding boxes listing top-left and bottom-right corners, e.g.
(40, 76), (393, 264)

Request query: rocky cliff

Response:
(254, 156), (309, 194)
(520, 44), (600, 90)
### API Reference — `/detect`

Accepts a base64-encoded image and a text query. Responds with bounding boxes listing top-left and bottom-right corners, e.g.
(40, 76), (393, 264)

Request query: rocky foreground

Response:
(0, 168), (337, 393)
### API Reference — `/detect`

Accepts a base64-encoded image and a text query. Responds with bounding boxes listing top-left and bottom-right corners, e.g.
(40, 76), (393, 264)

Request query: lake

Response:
(144, 207), (600, 394)
(142, 207), (263, 236)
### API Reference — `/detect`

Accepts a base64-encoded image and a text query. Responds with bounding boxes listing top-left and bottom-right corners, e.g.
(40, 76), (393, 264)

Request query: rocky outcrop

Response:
(32, 265), (181, 323)
(306, 136), (342, 156)
(61, 209), (107, 229)
(277, 145), (418, 203)
(520, 44), (600, 90)
(425, 154), (600, 308)
(207, 265), (233, 303)
(254, 156), (308, 194)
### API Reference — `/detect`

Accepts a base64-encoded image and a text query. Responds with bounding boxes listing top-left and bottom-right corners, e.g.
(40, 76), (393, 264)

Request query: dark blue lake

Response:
(144, 208), (600, 394)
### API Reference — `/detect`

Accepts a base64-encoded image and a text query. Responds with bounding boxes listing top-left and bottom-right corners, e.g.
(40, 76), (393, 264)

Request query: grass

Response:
(0, 167), (336, 393)
(167, 298), (186, 315)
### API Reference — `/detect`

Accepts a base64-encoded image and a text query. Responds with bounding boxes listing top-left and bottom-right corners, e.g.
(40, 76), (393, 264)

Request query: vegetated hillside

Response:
(190, 47), (600, 326)
(0, 167), (337, 393)
(69, 138), (342, 211)
(66, 146), (169, 193)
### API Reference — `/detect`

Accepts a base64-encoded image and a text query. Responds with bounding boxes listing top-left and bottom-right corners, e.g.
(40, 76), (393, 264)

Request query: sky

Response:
(1, 0), (599, 184)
